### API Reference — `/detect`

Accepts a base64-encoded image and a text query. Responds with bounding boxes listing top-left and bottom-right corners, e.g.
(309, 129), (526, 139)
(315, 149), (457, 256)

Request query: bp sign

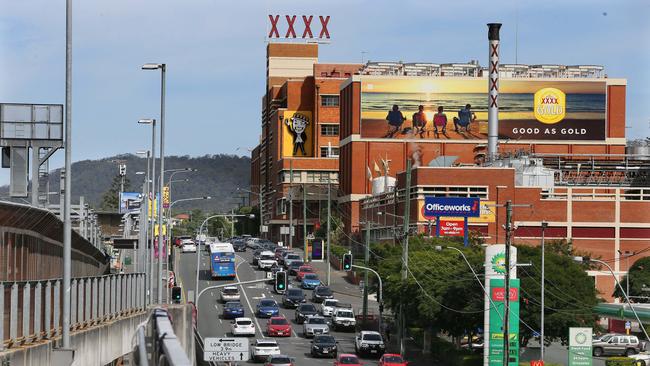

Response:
(568, 328), (592, 366)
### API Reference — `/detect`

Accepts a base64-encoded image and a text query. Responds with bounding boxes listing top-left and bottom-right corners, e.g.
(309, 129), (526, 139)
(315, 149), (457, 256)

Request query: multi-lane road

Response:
(175, 246), (381, 366)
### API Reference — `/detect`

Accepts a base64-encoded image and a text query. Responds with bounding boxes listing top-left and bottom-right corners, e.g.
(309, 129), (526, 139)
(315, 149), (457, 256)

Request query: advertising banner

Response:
(424, 196), (481, 217)
(311, 238), (324, 261)
(148, 192), (161, 218)
(162, 186), (170, 209)
(439, 219), (465, 236)
(488, 278), (520, 366)
(568, 328), (592, 366)
(119, 192), (143, 214)
(281, 110), (314, 157)
(360, 77), (606, 141)
(419, 200), (495, 223)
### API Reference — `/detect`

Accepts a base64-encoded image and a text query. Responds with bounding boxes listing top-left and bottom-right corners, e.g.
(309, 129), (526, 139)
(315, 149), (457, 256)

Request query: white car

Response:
(258, 251), (278, 270)
(181, 242), (197, 253)
(220, 286), (241, 302)
(332, 308), (356, 331)
(250, 339), (281, 362)
(629, 352), (650, 366)
(231, 317), (256, 336)
(320, 299), (339, 317)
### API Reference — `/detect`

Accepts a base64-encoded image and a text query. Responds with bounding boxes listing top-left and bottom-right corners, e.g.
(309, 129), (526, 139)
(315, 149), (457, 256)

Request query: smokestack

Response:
(487, 23), (501, 162)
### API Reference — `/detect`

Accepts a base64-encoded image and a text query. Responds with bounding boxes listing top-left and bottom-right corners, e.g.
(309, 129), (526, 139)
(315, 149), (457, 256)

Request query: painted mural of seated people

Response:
(453, 104), (476, 133)
(385, 105), (406, 138)
(412, 105), (428, 138)
(433, 106), (448, 137)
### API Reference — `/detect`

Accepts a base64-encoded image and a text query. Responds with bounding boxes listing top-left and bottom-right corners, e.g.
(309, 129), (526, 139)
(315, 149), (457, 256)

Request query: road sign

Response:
(625, 321), (631, 330)
(204, 337), (250, 362)
(568, 328), (592, 366)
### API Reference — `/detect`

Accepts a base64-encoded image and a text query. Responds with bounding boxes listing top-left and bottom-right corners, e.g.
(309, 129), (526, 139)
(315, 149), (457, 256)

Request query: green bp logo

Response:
(575, 332), (587, 345)
(491, 252), (506, 274)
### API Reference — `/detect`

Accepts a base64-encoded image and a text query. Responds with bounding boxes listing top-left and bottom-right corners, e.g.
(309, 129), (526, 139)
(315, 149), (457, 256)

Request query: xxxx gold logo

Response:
(534, 87), (566, 124)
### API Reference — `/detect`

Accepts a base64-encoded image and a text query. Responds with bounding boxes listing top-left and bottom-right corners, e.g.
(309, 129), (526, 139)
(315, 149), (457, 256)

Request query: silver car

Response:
(265, 355), (293, 366)
(220, 286), (240, 302)
(303, 316), (330, 337)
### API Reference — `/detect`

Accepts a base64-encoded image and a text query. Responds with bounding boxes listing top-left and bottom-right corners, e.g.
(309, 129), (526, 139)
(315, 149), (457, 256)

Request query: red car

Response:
(334, 353), (362, 366)
(295, 265), (315, 281)
(379, 353), (408, 366)
(266, 316), (292, 337)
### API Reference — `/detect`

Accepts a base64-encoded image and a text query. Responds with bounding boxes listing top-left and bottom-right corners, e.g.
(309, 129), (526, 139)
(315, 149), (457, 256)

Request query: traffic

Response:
(177, 235), (398, 366)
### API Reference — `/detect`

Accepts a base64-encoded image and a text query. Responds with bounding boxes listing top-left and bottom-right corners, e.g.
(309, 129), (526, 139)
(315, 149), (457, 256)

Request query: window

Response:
(321, 95), (339, 107)
(276, 198), (287, 215)
(320, 124), (339, 136)
(320, 146), (339, 158)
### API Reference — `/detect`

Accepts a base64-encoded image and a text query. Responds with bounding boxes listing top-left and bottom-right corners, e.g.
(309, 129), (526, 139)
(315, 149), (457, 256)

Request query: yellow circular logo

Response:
(534, 87), (566, 124)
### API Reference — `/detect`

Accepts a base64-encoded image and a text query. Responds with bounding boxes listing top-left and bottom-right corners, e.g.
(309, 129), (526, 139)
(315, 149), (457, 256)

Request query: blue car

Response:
(256, 299), (280, 318)
(223, 301), (245, 319)
(301, 274), (321, 290)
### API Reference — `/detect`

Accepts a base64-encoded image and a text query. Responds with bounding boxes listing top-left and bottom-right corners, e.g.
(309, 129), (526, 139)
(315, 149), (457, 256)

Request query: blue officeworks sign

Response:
(424, 197), (481, 217)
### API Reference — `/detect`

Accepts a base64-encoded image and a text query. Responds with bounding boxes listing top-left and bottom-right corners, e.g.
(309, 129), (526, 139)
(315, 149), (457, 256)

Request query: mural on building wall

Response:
(360, 77), (607, 141)
(282, 111), (314, 157)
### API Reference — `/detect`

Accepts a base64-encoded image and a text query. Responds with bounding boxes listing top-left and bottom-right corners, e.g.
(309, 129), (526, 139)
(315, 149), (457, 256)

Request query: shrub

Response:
(605, 357), (636, 366)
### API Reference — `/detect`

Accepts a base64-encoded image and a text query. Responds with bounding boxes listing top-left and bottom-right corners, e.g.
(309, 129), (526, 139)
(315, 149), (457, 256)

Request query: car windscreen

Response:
(363, 334), (382, 341)
(225, 302), (241, 308)
(340, 356), (360, 364)
(287, 289), (303, 297)
(270, 356), (291, 363)
(290, 261), (304, 268)
(223, 288), (238, 294)
(270, 318), (288, 325)
(299, 304), (317, 312)
(384, 355), (403, 363)
(260, 254), (275, 260)
(314, 335), (335, 343)
(260, 300), (277, 307)
(337, 311), (353, 318)
(287, 255), (300, 260)
(324, 300), (338, 306)
(304, 274), (318, 280)
(308, 317), (327, 324)
(316, 287), (332, 295)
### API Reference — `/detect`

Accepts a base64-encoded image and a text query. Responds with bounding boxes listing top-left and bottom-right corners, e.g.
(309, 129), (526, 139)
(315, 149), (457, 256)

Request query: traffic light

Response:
(343, 253), (352, 271)
(119, 164), (126, 176)
(275, 270), (287, 293)
(171, 286), (182, 303)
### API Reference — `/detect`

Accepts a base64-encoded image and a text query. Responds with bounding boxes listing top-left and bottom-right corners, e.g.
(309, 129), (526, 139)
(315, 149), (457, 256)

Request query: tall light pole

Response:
(142, 62), (166, 304)
(541, 221), (547, 361)
(138, 119), (156, 304)
(62, 0), (73, 348)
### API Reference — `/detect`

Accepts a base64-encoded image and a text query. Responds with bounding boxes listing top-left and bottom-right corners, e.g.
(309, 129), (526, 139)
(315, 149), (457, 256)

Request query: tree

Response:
(100, 174), (131, 211)
(613, 257), (650, 303)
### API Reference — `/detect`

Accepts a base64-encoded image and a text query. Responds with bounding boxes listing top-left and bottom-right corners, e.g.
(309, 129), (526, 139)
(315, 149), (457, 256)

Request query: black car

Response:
(252, 249), (264, 266)
(295, 303), (318, 324)
(311, 286), (334, 303)
(311, 335), (338, 358)
(282, 288), (306, 308)
(232, 239), (246, 252)
(288, 261), (305, 275)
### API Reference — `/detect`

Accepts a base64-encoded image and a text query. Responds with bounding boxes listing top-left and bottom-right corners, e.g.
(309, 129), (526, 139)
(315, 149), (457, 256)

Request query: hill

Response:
(2, 154), (252, 213)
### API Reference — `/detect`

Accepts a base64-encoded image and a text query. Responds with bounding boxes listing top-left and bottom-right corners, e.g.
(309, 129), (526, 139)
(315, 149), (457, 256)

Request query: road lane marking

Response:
(236, 254), (265, 338)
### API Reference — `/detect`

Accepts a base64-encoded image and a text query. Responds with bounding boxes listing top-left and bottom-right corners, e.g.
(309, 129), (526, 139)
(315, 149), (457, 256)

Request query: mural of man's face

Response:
(292, 116), (307, 134)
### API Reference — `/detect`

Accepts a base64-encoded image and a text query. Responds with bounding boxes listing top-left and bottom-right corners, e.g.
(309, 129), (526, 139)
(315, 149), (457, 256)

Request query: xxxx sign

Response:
(268, 15), (330, 39)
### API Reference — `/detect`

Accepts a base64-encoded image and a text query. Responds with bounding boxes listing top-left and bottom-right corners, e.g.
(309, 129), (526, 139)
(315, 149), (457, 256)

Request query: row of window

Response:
(320, 124), (339, 136)
(321, 95), (339, 107)
(278, 170), (339, 184)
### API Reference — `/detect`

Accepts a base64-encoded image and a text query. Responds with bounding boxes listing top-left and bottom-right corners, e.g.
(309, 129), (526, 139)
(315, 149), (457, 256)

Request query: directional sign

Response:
(204, 337), (250, 362)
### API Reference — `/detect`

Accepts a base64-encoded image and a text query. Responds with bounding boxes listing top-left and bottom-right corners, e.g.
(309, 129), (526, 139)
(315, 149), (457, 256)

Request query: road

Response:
(175, 246), (380, 366)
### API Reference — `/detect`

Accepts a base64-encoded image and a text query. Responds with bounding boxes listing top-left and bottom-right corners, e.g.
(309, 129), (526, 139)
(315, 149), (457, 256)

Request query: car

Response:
(334, 353), (362, 366)
(282, 288), (306, 308)
(288, 261), (305, 275)
(279, 251), (295, 266)
(379, 353), (408, 366)
(320, 299), (340, 317)
(593, 333), (621, 342)
(251, 339), (282, 362)
(232, 239), (247, 252)
(312, 286), (334, 303)
(259, 240), (278, 251)
(355, 331), (386, 356)
(274, 247), (288, 261)
(256, 299), (280, 318)
(283, 254), (302, 269)
(303, 316), (330, 337)
(264, 354), (294, 366)
(310, 334), (338, 358)
(332, 308), (356, 331)
(592, 334), (643, 356)
(266, 316), (291, 337)
(220, 286), (241, 302)
(295, 265), (315, 281)
(258, 251), (278, 270)
(252, 249), (265, 265)
(629, 352), (650, 366)
(181, 241), (197, 253)
(222, 301), (245, 319)
(301, 273), (322, 289)
(231, 317), (256, 336)
(294, 303), (319, 324)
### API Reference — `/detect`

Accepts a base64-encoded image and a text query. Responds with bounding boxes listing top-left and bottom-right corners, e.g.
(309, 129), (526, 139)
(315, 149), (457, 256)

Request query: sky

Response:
(1, 0), (649, 185)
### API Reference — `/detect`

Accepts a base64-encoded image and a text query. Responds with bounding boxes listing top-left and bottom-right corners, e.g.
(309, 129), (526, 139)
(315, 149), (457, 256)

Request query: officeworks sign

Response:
(424, 197), (481, 218)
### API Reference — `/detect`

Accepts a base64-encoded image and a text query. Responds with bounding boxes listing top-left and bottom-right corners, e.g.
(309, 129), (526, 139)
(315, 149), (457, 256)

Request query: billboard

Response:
(119, 192), (143, 214)
(281, 110), (314, 157)
(419, 200), (495, 223)
(360, 77), (606, 141)
(423, 197), (481, 217)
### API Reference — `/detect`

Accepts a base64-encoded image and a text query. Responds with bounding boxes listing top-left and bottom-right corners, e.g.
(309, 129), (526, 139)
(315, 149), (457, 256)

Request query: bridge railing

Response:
(1, 272), (146, 350)
(130, 308), (192, 366)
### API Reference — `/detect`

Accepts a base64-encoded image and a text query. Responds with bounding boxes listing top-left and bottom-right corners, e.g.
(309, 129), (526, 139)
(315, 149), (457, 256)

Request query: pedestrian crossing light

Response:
(343, 253), (352, 271)
(275, 271), (287, 293)
(171, 286), (182, 303)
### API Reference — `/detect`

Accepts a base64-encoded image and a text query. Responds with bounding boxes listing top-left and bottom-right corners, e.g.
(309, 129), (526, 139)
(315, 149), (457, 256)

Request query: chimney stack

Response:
(487, 23), (501, 162)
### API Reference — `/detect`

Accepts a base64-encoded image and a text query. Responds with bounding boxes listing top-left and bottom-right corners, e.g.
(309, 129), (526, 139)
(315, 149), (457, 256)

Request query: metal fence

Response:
(1, 272), (146, 350)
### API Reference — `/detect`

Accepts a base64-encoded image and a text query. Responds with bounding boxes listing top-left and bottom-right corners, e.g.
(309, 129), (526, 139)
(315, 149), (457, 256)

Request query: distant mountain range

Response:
(1, 154), (252, 213)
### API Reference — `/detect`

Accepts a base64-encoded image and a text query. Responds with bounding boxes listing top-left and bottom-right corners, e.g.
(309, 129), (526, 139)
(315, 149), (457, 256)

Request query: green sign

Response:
(569, 327), (592, 366)
(488, 278), (520, 366)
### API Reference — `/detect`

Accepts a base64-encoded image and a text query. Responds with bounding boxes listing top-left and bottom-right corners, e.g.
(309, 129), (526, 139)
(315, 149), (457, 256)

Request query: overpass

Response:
(0, 201), (194, 365)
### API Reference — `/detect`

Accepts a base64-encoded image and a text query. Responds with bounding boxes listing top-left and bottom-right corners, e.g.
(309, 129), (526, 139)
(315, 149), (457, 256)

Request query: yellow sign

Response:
(154, 224), (167, 236)
(162, 186), (170, 208)
(418, 200), (495, 223)
(282, 110), (313, 157)
(534, 87), (566, 124)
(148, 195), (158, 218)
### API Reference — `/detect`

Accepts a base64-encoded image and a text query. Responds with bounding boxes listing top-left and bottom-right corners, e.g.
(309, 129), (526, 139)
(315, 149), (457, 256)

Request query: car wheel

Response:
(625, 348), (636, 356)
(593, 347), (603, 357)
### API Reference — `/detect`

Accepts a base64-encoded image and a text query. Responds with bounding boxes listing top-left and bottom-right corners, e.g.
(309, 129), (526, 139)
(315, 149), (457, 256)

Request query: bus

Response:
(209, 243), (236, 279)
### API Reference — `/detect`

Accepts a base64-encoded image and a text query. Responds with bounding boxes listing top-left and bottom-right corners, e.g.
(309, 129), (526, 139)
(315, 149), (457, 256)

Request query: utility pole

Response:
(400, 160), (412, 357)
(231, 209), (235, 237)
(259, 187), (264, 238)
(363, 218), (370, 323)
(289, 160), (293, 249)
(62, 0), (73, 349)
(326, 176), (332, 286)
(504, 200), (512, 366)
(303, 183), (308, 262)
(541, 221), (547, 362)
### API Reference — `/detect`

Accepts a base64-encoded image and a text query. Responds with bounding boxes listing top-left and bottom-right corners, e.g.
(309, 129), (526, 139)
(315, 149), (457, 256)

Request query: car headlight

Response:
(379, 344), (385, 348)
(361, 343), (368, 348)
(313, 345), (321, 349)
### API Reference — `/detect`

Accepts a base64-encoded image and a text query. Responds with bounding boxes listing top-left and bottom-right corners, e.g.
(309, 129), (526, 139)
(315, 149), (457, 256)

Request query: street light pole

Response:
(138, 119), (156, 304)
(326, 177), (332, 286)
(62, 0), (73, 348)
(400, 160), (412, 357)
(541, 221), (547, 362)
(303, 184), (308, 262)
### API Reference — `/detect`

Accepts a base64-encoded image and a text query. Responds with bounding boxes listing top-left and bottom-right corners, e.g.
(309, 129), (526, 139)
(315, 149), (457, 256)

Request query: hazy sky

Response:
(1, 0), (649, 184)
